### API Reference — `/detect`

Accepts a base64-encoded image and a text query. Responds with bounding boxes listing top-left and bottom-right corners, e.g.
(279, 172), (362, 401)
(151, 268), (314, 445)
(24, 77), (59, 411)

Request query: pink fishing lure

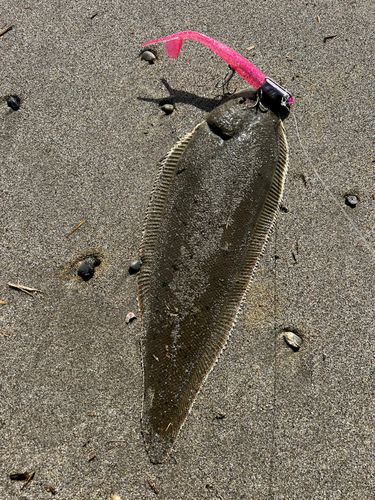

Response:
(142, 31), (293, 115)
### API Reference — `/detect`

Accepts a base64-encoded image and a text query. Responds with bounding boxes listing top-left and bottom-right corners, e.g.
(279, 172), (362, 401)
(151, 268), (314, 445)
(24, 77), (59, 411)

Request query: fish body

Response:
(138, 90), (289, 463)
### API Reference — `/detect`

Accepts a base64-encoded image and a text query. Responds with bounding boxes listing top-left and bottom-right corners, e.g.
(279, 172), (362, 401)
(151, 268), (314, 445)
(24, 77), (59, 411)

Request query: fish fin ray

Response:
(138, 121), (205, 314)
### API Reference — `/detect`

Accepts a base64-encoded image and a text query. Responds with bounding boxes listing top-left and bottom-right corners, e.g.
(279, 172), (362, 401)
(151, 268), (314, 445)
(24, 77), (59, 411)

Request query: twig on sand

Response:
(66, 220), (84, 237)
(323, 34), (337, 42)
(8, 282), (42, 296)
(20, 471), (35, 490)
(0, 26), (13, 37)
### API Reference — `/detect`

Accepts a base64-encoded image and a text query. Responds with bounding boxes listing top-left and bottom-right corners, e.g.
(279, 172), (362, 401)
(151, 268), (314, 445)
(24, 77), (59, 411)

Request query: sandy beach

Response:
(1, 1), (374, 498)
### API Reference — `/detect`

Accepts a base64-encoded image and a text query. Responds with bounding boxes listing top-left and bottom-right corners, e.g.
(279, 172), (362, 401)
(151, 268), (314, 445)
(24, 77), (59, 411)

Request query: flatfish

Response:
(138, 32), (291, 463)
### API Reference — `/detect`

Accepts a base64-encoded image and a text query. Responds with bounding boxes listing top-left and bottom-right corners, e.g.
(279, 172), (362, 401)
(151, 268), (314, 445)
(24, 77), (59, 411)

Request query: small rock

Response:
(126, 312), (137, 324)
(215, 412), (226, 420)
(141, 50), (156, 63)
(9, 472), (28, 481)
(161, 104), (174, 114)
(7, 96), (20, 111)
(129, 260), (141, 275)
(283, 331), (302, 350)
(78, 258), (96, 281)
(345, 195), (359, 208)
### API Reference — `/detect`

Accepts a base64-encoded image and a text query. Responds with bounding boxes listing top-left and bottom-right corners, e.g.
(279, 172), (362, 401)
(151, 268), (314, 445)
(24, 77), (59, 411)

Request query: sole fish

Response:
(138, 90), (289, 463)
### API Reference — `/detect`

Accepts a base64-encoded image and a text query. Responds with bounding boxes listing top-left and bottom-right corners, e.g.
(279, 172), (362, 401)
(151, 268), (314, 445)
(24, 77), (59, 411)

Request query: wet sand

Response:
(1, 1), (374, 498)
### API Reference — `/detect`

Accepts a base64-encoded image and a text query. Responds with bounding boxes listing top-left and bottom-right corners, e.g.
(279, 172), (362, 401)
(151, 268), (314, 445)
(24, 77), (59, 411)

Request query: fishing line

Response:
(290, 112), (375, 261)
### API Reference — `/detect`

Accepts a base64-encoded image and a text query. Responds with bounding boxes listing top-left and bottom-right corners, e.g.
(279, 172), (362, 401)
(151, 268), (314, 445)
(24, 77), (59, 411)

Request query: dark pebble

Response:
(9, 472), (28, 481)
(215, 412), (226, 420)
(78, 258), (96, 281)
(7, 96), (21, 111)
(161, 104), (174, 114)
(129, 260), (141, 275)
(345, 195), (359, 208)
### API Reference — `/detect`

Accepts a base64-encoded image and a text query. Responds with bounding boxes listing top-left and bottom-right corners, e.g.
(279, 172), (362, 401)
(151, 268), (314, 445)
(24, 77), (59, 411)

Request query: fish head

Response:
(206, 89), (268, 140)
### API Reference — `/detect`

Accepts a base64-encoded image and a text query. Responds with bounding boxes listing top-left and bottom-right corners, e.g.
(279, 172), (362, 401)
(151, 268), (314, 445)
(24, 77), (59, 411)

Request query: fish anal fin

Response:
(138, 122), (204, 314)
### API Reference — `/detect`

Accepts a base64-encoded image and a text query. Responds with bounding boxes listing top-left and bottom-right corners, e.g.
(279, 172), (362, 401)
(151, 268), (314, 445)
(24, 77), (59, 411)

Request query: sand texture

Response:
(1, 1), (374, 498)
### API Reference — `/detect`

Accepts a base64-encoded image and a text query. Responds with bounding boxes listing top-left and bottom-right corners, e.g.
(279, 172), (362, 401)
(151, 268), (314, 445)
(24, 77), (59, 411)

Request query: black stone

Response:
(78, 258), (96, 281)
(7, 96), (21, 111)
(9, 472), (28, 480)
(129, 260), (141, 275)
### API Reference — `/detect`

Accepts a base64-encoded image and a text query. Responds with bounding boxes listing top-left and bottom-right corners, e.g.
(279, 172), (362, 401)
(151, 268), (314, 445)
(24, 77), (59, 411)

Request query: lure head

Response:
(259, 78), (293, 120)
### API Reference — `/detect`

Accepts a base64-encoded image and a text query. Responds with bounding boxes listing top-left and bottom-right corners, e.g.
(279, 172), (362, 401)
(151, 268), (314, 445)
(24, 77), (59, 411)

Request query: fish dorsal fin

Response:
(138, 121), (205, 314)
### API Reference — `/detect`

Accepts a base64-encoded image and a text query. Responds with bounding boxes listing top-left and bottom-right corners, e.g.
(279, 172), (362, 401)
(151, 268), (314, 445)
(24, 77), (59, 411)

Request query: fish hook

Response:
(215, 65), (237, 96)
